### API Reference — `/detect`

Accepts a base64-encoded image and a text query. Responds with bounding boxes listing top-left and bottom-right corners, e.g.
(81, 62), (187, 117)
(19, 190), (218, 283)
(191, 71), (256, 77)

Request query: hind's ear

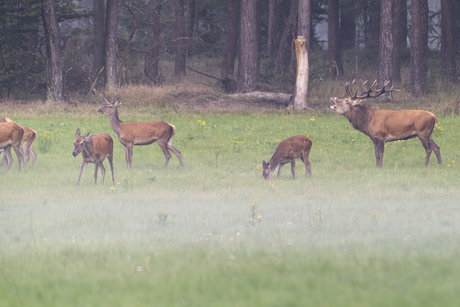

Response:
(76, 128), (81, 137)
(262, 160), (268, 167)
(83, 130), (91, 138)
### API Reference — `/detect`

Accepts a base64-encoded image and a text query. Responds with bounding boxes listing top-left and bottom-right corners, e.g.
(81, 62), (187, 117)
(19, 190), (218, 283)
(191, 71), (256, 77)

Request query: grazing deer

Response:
(97, 98), (184, 169)
(72, 128), (114, 185)
(0, 121), (24, 172)
(0, 117), (37, 167)
(330, 80), (441, 168)
(263, 135), (312, 180)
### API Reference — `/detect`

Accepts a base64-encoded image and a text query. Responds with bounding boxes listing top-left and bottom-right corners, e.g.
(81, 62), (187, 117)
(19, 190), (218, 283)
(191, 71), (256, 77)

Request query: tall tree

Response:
(378, 0), (400, 87)
(237, 0), (258, 92)
(144, 0), (162, 84)
(41, 0), (64, 103)
(93, 0), (105, 78)
(185, 0), (196, 56)
(441, 0), (456, 81)
(340, 0), (356, 50)
(274, 0), (298, 75)
(400, 0), (407, 49)
(328, 0), (343, 77)
(174, 0), (187, 78)
(105, 0), (118, 92)
(221, 0), (239, 80)
(392, 0), (402, 82)
(268, 0), (290, 58)
(410, 0), (428, 97)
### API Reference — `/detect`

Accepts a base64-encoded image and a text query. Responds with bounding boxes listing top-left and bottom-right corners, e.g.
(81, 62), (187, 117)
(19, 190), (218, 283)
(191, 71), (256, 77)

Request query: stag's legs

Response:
(429, 136), (441, 165)
(373, 140), (385, 168)
(158, 140), (172, 167)
(419, 135), (441, 168)
(77, 161), (88, 185)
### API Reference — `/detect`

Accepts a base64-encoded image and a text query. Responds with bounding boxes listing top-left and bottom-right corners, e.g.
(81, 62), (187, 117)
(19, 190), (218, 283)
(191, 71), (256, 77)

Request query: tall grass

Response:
(1, 86), (460, 306)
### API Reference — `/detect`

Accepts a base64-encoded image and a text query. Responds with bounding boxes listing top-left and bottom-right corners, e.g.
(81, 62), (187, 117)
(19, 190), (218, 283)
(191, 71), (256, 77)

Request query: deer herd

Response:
(0, 81), (443, 184)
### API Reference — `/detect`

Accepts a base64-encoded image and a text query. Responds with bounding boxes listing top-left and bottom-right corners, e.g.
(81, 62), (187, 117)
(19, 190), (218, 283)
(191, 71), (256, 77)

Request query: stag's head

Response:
(330, 80), (396, 114)
(97, 98), (120, 116)
(73, 128), (91, 157)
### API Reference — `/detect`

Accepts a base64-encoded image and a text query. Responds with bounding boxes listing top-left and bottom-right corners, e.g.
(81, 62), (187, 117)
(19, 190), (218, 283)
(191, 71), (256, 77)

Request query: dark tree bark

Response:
(298, 0), (311, 43)
(392, 0), (402, 82)
(378, 0), (400, 87)
(328, 0), (343, 77)
(93, 0), (105, 78)
(144, 0), (162, 84)
(441, 0), (456, 81)
(237, 0), (258, 93)
(41, 0), (64, 103)
(400, 0), (407, 49)
(221, 0), (239, 80)
(105, 0), (118, 92)
(364, 0), (380, 49)
(410, 0), (428, 97)
(274, 0), (298, 75)
(174, 0), (187, 78)
(268, 0), (289, 59)
(185, 0), (196, 56)
(340, 0), (356, 50)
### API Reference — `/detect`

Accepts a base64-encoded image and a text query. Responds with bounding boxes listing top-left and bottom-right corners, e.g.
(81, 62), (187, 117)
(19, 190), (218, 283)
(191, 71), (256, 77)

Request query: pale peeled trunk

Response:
(289, 38), (308, 110)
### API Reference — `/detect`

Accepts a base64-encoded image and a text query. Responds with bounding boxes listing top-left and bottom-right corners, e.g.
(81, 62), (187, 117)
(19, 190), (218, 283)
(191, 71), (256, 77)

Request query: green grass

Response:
(1, 106), (460, 306)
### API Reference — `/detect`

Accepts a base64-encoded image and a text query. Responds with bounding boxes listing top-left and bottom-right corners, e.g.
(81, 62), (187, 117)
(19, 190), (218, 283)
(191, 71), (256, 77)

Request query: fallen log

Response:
(228, 91), (292, 106)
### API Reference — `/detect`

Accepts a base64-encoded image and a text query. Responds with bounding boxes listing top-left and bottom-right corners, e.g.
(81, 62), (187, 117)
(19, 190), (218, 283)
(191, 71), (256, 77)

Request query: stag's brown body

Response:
(98, 99), (184, 169)
(0, 117), (37, 167)
(330, 81), (441, 168)
(0, 122), (24, 172)
(263, 135), (312, 180)
(73, 129), (114, 185)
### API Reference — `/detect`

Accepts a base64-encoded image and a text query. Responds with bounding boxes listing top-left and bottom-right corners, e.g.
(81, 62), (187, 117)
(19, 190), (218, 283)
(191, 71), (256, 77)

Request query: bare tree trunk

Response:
(268, 0), (289, 59)
(441, 0), (456, 81)
(144, 0), (162, 84)
(410, 0), (428, 97)
(298, 0), (310, 44)
(93, 0), (105, 79)
(289, 38), (308, 110)
(328, 0), (343, 77)
(378, 0), (396, 87)
(340, 0), (355, 50)
(174, 0), (187, 78)
(400, 0), (407, 49)
(393, 0), (402, 83)
(237, 0), (258, 93)
(105, 0), (118, 93)
(274, 0), (298, 75)
(41, 0), (64, 103)
(221, 0), (239, 80)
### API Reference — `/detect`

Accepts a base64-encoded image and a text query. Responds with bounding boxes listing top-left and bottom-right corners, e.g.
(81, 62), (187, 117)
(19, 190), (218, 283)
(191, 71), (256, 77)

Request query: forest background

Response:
(0, 0), (459, 104)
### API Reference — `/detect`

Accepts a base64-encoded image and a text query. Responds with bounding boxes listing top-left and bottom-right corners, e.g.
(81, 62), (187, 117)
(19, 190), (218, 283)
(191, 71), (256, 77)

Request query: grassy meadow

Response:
(1, 87), (460, 306)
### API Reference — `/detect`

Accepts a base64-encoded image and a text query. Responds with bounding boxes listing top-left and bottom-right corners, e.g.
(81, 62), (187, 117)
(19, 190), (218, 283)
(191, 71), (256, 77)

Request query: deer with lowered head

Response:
(0, 120), (24, 172)
(263, 135), (312, 180)
(72, 128), (114, 185)
(97, 98), (184, 169)
(330, 80), (441, 168)
(0, 117), (37, 167)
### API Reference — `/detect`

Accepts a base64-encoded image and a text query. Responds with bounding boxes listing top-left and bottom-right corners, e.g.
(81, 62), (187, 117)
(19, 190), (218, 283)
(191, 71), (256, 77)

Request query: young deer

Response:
(263, 135), (312, 180)
(97, 98), (184, 169)
(0, 117), (37, 167)
(72, 129), (114, 185)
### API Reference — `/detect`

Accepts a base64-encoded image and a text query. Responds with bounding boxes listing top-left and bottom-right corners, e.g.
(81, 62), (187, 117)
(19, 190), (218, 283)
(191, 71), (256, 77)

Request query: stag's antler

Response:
(345, 80), (399, 100)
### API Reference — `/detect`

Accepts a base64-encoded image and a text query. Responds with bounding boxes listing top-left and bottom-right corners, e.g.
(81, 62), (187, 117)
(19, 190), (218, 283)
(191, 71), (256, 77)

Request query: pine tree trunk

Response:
(237, 0), (258, 93)
(185, 0), (196, 56)
(93, 0), (105, 79)
(105, 0), (118, 93)
(174, 0), (187, 78)
(441, 0), (456, 81)
(274, 0), (298, 76)
(41, 0), (64, 103)
(328, 0), (343, 77)
(410, 0), (428, 97)
(378, 0), (395, 88)
(290, 38), (309, 110)
(144, 0), (162, 84)
(392, 0), (402, 83)
(268, 0), (289, 59)
(221, 0), (239, 80)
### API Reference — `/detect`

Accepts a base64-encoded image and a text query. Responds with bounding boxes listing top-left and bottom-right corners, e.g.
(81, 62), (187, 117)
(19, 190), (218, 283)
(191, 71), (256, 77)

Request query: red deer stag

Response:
(72, 128), (114, 185)
(0, 121), (24, 172)
(97, 98), (184, 169)
(0, 117), (37, 167)
(263, 135), (312, 180)
(330, 80), (441, 168)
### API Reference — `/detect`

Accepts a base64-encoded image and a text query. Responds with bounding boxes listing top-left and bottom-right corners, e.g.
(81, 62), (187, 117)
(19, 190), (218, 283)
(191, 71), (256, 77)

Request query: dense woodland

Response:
(0, 0), (459, 105)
